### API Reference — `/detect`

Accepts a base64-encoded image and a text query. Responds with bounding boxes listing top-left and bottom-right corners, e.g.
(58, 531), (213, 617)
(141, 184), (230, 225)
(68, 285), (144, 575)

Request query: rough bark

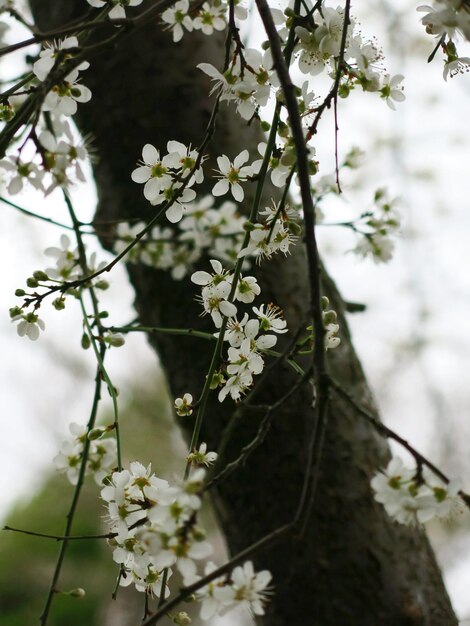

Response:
(29, 4), (458, 625)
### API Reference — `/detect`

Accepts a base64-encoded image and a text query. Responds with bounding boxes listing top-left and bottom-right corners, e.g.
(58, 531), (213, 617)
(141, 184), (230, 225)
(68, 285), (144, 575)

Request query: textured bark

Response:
(30, 4), (458, 625)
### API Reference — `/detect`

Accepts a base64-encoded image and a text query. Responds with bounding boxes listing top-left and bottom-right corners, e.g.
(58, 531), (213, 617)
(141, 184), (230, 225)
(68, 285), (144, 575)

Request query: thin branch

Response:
(0, 195), (76, 230)
(306, 1), (351, 143)
(39, 358), (105, 626)
(255, 0), (329, 533)
(140, 522), (293, 626)
(110, 324), (217, 342)
(3, 526), (113, 541)
(205, 366), (312, 490)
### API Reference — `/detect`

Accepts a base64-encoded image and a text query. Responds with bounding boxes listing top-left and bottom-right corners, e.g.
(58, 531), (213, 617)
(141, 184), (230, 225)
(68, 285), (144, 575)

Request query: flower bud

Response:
(0, 103), (14, 122)
(287, 221), (302, 236)
(15, 289), (26, 297)
(338, 84), (351, 99)
(33, 270), (49, 281)
(173, 612), (191, 625)
(26, 277), (39, 288)
(69, 588), (86, 598)
(9, 306), (22, 318)
(88, 427), (106, 441)
(210, 370), (225, 390)
(52, 297), (66, 311)
(81, 333), (91, 350)
(322, 310), (337, 325)
(105, 333), (125, 347)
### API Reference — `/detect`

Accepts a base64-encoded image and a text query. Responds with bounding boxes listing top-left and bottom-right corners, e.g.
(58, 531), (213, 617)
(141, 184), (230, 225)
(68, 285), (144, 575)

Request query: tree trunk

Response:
(29, 4), (458, 625)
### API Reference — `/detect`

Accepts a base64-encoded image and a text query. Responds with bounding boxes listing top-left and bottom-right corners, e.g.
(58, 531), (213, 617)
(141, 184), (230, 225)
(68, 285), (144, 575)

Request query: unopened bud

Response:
(70, 588), (86, 598)
(33, 270), (49, 281)
(104, 333), (125, 347)
(88, 427), (106, 441)
(320, 296), (330, 310)
(210, 370), (225, 390)
(52, 297), (66, 311)
(173, 612), (191, 625)
(26, 277), (39, 288)
(81, 333), (91, 350)
(15, 289), (26, 297)
(287, 221), (302, 236)
(322, 310), (337, 325)
(61, 587), (85, 598)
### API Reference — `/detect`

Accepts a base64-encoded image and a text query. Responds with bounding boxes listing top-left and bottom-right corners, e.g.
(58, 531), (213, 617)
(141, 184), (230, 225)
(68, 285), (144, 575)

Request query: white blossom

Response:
(12, 311), (45, 341)
(175, 393), (194, 416)
(33, 37), (89, 82)
(187, 442), (218, 467)
(161, 0), (193, 42)
(193, 3), (226, 36)
(212, 150), (253, 202)
(42, 69), (92, 116)
(380, 74), (405, 110)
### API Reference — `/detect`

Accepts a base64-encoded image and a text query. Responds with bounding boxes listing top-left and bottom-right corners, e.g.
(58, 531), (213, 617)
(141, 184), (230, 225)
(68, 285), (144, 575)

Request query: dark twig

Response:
(140, 522), (293, 626)
(3, 526), (114, 541)
(205, 367), (312, 490)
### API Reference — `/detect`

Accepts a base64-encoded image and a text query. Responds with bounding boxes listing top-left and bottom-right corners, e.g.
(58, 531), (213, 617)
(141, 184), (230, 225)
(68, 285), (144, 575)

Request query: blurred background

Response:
(1, 0), (470, 624)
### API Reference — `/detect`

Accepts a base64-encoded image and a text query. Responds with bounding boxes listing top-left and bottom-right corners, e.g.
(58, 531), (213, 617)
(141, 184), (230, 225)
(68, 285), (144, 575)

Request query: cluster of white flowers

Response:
(238, 201), (299, 261)
(9, 234), (112, 341)
(352, 189), (401, 264)
(198, 48), (273, 121)
(417, 1), (470, 79)
(161, 0), (247, 42)
(131, 141), (206, 223)
(33, 36), (92, 116)
(191, 258), (249, 327)
(114, 196), (247, 279)
(371, 456), (461, 525)
(190, 259), (289, 401)
(101, 460), (271, 616)
(217, 305), (288, 401)
(1, 38), (92, 197)
(281, 4), (406, 109)
(193, 559), (272, 620)
(0, 120), (89, 196)
(103, 462), (210, 593)
(53, 422), (117, 485)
